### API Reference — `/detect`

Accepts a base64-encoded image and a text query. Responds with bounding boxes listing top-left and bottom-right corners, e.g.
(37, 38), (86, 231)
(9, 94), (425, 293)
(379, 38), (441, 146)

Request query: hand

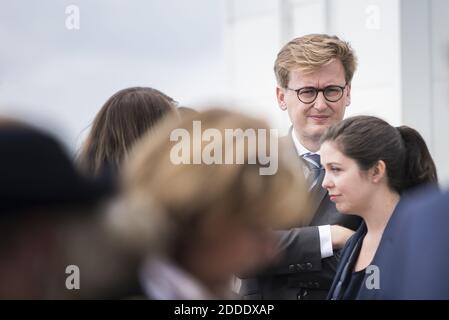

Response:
(330, 225), (355, 250)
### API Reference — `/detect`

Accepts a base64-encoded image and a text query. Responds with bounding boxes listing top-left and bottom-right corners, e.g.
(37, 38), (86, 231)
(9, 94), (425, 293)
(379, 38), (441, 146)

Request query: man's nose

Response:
(313, 92), (328, 111)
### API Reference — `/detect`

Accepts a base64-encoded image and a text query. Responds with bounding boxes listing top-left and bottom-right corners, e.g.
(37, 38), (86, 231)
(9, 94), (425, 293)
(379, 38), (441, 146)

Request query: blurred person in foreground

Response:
(0, 118), (140, 299)
(108, 108), (311, 299)
(78, 87), (178, 178)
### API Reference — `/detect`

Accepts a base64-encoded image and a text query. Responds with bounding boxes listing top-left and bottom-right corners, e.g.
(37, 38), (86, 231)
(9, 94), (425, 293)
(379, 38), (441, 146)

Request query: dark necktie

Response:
(302, 153), (322, 189)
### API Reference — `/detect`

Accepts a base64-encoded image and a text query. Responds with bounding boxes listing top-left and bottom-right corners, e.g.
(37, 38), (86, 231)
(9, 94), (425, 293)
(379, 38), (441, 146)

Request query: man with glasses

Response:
(240, 34), (362, 300)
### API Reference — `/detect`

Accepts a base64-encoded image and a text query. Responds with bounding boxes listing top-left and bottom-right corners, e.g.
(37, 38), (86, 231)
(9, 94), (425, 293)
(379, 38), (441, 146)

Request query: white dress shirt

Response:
(291, 129), (334, 259)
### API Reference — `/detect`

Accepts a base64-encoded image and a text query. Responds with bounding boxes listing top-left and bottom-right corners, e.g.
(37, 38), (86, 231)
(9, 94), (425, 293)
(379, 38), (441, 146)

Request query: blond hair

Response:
(109, 108), (310, 255)
(274, 34), (357, 88)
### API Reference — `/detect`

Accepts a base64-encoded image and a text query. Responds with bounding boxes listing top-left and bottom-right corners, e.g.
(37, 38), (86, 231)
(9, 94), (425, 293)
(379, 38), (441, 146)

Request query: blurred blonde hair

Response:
(108, 108), (310, 255)
(274, 34), (357, 88)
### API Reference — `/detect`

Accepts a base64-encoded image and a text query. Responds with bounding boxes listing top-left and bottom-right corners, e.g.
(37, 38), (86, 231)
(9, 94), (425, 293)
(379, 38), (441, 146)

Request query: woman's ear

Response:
(371, 160), (386, 183)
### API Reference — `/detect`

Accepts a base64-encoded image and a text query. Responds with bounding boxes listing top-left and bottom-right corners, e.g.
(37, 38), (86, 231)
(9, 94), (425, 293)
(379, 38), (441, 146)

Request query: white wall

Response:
(430, 0), (449, 183)
(328, 0), (401, 126)
(224, 0), (288, 133)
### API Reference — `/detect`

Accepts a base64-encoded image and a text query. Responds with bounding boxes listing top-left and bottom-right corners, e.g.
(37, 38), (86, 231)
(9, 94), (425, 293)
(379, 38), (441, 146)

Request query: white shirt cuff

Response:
(318, 225), (334, 259)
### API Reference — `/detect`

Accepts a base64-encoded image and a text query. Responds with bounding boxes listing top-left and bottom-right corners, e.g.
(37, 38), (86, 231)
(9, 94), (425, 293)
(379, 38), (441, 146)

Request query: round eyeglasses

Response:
(286, 84), (347, 104)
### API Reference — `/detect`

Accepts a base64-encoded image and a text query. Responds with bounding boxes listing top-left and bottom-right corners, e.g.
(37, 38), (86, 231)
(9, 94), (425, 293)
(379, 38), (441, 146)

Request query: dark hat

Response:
(0, 125), (115, 213)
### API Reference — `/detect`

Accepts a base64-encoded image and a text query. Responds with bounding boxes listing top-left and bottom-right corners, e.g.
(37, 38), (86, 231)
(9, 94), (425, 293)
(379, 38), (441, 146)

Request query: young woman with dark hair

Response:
(319, 115), (437, 299)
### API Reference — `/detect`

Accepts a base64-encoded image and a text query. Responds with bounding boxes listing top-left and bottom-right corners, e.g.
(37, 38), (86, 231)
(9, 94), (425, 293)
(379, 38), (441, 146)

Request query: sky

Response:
(0, 0), (226, 151)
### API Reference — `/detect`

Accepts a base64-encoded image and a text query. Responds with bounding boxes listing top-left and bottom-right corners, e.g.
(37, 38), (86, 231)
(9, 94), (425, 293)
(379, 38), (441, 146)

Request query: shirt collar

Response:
(291, 128), (320, 157)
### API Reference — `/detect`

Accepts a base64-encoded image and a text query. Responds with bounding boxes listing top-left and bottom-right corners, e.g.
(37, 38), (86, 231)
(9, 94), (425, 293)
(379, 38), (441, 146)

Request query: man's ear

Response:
(345, 83), (352, 107)
(371, 160), (386, 184)
(276, 87), (287, 111)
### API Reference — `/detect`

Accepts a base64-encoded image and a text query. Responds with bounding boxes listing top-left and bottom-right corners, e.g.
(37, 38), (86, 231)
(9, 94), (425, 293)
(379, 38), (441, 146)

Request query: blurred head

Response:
(320, 116), (438, 214)
(274, 34), (357, 149)
(0, 120), (138, 299)
(78, 87), (178, 176)
(109, 108), (310, 296)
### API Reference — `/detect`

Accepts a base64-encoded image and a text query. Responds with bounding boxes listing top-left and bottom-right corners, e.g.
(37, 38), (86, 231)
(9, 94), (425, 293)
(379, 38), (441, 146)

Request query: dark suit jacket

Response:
(327, 222), (367, 300)
(240, 134), (362, 300)
(351, 186), (449, 299)
(328, 201), (407, 300)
